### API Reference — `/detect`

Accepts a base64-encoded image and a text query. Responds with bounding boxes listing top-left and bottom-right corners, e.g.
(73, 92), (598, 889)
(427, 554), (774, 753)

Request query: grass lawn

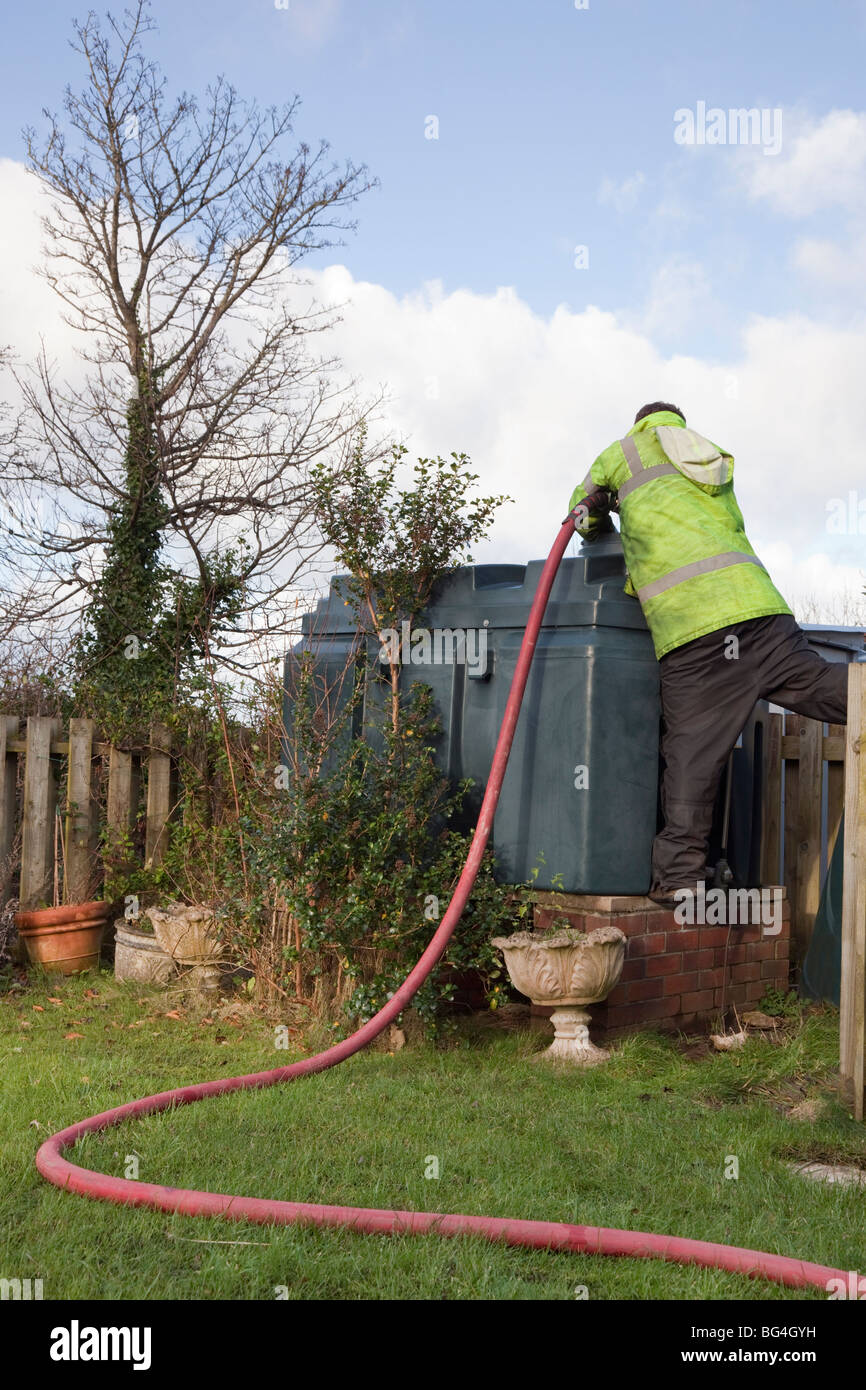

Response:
(2, 968), (865, 1301)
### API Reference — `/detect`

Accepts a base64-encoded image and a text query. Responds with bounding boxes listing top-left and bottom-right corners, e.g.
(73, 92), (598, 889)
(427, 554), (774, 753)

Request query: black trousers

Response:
(651, 615), (849, 891)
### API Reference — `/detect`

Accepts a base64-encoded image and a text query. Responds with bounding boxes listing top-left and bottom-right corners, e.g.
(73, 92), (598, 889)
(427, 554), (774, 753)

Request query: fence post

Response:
(795, 717), (823, 965)
(841, 664), (866, 1121)
(761, 711), (782, 885)
(65, 718), (96, 903)
(783, 712), (800, 953)
(0, 716), (20, 907)
(826, 722), (846, 873)
(145, 723), (172, 869)
(19, 716), (61, 910)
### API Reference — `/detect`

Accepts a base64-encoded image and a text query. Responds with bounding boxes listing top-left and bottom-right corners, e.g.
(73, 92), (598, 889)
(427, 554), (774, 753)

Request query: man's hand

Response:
(565, 489), (615, 542)
(580, 512), (615, 544)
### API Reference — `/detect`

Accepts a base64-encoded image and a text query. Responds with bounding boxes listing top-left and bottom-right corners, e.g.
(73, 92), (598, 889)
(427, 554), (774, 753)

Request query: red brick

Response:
(625, 977), (665, 1003)
(646, 907), (679, 932)
(639, 996), (682, 1021)
(604, 1002), (647, 1028)
(629, 932), (667, 957)
(534, 907), (585, 932)
(731, 961), (761, 983)
(586, 906), (647, 939)
(682, 948), (715, 971)
(726, 944), (748, 965)
(699, 927), (729, 949)
(617, 913), (652, 939)
(669, 929), (701, 950)
(762, 957), (790, 980)
(699, 968), (726, 989)
(663, 971), (700, 996)
(745, 979), (767, 1001)
(647, 952), (683, 977)
(602, 984), (627, 1007)
(750, 939), (776, 961)
(729, 913), (763, 940)
(620, 957), (644, 982)
(582, 912), (613, 934)
(680, 989), (715, 1013)
(775, 937), (791, 960)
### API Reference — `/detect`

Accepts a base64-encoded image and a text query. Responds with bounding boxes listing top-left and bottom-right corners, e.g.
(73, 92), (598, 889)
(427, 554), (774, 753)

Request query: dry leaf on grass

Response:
(64, 1032), (85, 1040)
(710, 1031), (748, 1051)
(743, 1011), (780, 1030)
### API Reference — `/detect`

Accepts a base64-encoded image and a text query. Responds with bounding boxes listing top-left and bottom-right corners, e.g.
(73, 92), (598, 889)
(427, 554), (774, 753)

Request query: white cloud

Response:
(742, 109), (866, 217)
(598, 172), (646, 214)
(793, 231), (866, 288)
(300, 267), (866, 617)
(277, 0), (343, 47)
(0, 158), (79, 366)
(633, 256), (715, 342)
(2, 159), (863, 621)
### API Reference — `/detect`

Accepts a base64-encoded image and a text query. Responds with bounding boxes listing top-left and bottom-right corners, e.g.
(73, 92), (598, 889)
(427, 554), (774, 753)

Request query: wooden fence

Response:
(0, 716), (174, 911)
(758, 666), (864, 1120)
(841, 667), (866, 1120)
(2, 674), (865, 1119)
(760, 714), (846, 967)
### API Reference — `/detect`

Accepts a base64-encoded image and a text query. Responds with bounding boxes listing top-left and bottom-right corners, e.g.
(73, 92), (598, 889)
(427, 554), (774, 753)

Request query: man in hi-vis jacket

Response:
(568, 402), (848, 907)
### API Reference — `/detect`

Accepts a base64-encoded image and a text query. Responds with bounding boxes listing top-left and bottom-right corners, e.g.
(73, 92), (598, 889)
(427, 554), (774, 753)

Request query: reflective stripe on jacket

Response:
(567, 410), (792, 659)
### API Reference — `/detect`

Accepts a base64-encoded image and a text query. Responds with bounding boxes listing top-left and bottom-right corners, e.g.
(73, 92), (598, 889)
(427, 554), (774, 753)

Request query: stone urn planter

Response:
(114, 920), (175, 985)
(14, 900), (112, 975)
(143, 903), (223, 992)
(491, 925), (626, 1065)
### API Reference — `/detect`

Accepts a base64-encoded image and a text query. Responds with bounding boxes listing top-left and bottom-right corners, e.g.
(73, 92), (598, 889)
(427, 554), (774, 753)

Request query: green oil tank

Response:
(284, 532), (661, 895)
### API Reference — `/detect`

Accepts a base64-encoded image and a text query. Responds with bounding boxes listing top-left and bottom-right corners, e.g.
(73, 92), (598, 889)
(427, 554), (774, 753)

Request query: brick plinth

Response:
(529, 889), (791, 1039)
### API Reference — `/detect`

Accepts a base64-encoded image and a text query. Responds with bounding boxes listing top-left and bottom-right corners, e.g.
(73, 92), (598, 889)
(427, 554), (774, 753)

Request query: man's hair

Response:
(634, 401), (685, 424)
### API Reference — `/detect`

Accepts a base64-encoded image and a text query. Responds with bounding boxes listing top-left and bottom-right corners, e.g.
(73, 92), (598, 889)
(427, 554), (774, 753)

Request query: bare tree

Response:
(4, 0), (382, 715)
(792, 586), (866, 628)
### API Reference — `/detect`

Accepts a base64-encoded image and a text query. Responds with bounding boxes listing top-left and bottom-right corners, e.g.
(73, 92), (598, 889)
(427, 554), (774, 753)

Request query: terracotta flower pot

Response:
(15, 900), (111, 975)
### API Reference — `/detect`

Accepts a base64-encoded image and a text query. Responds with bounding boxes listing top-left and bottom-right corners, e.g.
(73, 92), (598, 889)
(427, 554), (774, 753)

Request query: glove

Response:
(580, 512), (615, 544)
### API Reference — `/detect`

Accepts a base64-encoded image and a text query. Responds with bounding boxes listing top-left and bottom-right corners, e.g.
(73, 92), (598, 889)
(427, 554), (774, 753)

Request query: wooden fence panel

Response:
(826, 722), (846, 873)
(783, 712), (801, 957)
(796, 716), (823, 964)
(760, 711), (782, 886)
(65, 718), (95, 903)
(145, 723), (172, 869)
(107, 748), (134, 842)
(19, 716), (61, 909)
(0, 716), (20, 906)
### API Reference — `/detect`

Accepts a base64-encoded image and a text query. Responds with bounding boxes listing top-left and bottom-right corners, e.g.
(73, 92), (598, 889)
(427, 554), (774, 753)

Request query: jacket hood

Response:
(629, 412), (734, 492)
(628, 410), (686, 434)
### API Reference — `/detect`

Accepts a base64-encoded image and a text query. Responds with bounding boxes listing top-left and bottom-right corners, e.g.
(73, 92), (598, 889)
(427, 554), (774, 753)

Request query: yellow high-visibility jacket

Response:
(568, 410), (791, 658)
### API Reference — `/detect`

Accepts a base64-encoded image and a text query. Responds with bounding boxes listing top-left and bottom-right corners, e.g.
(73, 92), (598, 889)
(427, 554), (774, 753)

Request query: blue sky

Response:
(1, 0), (865, 610)
(3, 0), (865, 353)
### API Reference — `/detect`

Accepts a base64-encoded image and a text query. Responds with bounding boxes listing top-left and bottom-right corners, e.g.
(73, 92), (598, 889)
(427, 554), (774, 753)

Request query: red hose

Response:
(36, 517), (849, 1294)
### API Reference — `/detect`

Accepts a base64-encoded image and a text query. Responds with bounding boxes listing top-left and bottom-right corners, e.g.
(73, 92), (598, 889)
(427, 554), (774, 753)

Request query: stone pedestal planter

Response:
(144, 904), (223, 992)
(492, 925), (626, 1065)
(114, 921), (175, 984)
